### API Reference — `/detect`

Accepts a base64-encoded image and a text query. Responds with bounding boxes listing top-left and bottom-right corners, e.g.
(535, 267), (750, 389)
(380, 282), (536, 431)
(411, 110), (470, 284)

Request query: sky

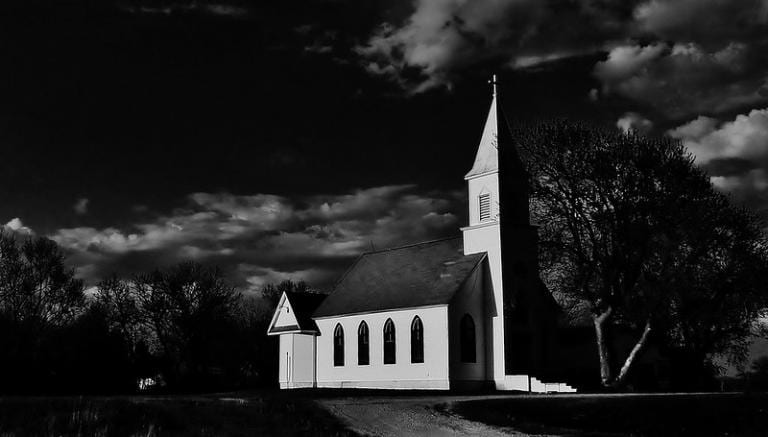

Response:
(1, 0), (767, 294)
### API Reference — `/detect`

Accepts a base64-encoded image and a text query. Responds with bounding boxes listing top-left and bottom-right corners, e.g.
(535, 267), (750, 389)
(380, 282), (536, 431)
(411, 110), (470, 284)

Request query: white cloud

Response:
(669, 109), (768, 216)
(73, 198), (89, 215)
(616, 112), (654, 134)
(3, 217), (33, 235)
(595, 42), (768, 117)
(50, 185), (462, 292)
(594, 44), (667, 84)
(669, 108), (768, 165)
(710, 168), (768, 194)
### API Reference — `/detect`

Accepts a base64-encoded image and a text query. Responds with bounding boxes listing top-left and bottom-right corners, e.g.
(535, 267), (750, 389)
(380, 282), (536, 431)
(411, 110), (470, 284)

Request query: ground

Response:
(451, 392), (768, 436)
(2, 391), (768, 436)
(318, 394), (523, 436)
(320, 392), (768, 437)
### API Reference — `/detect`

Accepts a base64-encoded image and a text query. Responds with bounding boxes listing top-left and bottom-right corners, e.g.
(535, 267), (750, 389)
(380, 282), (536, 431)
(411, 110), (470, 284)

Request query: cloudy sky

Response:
(1, 0), (767, 293)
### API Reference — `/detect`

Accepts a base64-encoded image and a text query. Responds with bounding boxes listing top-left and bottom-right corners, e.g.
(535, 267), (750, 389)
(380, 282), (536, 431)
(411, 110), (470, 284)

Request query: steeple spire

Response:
(465, 75), (501, 180)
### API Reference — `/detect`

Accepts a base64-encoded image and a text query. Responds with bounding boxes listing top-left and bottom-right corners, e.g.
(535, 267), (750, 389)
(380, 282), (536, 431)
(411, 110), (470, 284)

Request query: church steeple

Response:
(462, 76), (507, 388)
(461, 76), (544, 388)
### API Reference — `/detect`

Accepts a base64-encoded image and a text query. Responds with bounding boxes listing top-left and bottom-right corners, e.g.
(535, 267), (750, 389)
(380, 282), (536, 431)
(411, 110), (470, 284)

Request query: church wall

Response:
(463, 221), (505, 387)
(448, 261), (490, 386)
(314, 306), (450, 390)
(278, 333), (317, 389)
(278, 334), (290, 387)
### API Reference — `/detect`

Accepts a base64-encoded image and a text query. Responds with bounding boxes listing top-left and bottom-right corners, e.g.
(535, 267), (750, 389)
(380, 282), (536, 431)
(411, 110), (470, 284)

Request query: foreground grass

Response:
(451, 393), (768, 436)
(0, 392), (356, 437)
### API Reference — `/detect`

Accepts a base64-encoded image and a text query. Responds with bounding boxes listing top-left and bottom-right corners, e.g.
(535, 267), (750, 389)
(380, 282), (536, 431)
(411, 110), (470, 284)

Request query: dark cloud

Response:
(356, 0), (638, 93)
(703, 158), (760, 178)
(355, 0), (768, 120)
(73, 198), (89, 215)
(595, 42), (768, 119)
(633, 0), (768, 46)
(48, 185), (463, 292)
(117, 1), (250, 18)
(3, 0), (768, 298)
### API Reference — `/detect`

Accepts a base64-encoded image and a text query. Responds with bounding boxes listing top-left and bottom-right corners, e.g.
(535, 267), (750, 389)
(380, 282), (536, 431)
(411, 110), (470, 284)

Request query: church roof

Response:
(286, 291), (328, 330)
(313, 237), (486, 318)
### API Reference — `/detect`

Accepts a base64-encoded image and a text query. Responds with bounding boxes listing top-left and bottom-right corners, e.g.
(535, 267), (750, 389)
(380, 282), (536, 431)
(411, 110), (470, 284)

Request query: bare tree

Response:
(134, 261), (240, 386)
(261, 279), (313, 309)
(95, 274), (147, 353)
(0, 229), (85, 329)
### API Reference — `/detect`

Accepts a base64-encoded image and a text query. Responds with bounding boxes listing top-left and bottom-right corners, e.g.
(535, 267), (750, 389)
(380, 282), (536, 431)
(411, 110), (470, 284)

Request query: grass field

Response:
(0, 392), (356, 437)
(450, 392), (768, 436)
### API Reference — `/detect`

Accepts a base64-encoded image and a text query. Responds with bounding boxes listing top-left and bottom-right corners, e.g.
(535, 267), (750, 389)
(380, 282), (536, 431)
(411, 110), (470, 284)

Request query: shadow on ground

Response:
(451, 392), (768, 437)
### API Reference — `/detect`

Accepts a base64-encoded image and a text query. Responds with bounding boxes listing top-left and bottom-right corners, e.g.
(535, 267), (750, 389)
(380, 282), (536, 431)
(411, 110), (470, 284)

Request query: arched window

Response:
(460, 314), (476, 363)
(333, 324), (344, 366)
(358, 321), (369, 365)
(383, 318), (396, 364)
(411, 316), (424, 363)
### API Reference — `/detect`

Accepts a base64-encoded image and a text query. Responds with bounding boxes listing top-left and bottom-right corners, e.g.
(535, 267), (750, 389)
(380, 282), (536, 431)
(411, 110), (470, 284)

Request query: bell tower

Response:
(462, 75), (507, 388)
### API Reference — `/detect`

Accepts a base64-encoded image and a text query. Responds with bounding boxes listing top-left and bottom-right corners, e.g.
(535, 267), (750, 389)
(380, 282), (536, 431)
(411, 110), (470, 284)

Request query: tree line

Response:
(0, 229), (310, 394)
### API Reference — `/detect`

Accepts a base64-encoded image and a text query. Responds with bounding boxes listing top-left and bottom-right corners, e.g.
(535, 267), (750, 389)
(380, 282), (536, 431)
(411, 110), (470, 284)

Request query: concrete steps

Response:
(499, 375), (577, 393)
(530, 377), (577, 393)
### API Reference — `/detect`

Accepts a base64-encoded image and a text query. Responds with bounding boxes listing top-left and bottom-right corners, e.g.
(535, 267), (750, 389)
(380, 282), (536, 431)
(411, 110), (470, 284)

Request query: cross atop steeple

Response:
(490, 74), (498, 98)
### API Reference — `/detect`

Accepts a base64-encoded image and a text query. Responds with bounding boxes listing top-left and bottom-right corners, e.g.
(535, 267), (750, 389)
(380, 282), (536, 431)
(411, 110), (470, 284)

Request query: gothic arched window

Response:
(358, 321), (369, 365)
(460, 314), (476, 363)
(411, 316), (424, 363)
(333, 323), (344, 366)
(383, 318), (396, 364)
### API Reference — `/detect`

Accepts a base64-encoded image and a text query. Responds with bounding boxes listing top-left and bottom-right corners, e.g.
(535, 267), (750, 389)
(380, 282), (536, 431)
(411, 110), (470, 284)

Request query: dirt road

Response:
(317, 395), (534, 437)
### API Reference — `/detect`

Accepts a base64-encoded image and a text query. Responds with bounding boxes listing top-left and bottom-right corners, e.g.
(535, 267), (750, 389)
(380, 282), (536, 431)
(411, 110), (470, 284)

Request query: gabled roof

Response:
(267, 291), (328, 335)
(287, 291), (327, 330)
(313, 237), (486, 318)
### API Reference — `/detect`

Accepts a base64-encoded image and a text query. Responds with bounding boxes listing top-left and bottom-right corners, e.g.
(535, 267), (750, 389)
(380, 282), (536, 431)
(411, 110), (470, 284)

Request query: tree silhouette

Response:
(514, 121), (768, 388)
(134, 261), (240, 389)
(0, 229), (85, 328)
(0, 229), (88, 392)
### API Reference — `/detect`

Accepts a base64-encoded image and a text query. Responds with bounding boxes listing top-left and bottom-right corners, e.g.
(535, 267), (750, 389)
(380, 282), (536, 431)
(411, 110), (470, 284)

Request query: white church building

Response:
(267, 81), (576, 392)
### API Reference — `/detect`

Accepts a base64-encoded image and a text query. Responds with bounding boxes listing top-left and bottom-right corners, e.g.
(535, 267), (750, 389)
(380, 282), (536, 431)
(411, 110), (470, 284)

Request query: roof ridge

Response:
(362, 235), (462, 255)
